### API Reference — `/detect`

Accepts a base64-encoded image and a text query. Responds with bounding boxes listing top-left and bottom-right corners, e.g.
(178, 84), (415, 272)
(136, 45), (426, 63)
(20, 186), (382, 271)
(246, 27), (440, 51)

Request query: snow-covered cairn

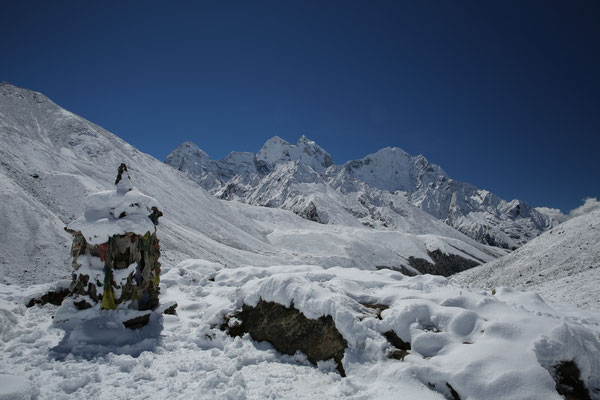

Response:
(65, 164), (163, 312)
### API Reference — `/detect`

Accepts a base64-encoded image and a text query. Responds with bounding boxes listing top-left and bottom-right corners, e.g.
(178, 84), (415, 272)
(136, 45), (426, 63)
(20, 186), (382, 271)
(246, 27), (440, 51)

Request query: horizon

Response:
(1, 1), (599, 212)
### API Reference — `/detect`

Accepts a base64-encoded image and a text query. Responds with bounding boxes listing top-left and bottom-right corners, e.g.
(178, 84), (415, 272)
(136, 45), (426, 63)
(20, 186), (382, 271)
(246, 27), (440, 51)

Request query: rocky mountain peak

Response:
(0, 82), (51, 106)
(164, 134), (554, 250)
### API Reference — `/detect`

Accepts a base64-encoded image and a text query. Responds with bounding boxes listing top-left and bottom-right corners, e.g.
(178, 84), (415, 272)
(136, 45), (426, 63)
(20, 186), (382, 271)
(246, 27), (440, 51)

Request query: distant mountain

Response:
(0, 82), (504, 284)
(452, 208), (600, 310)
(166, 136), (556, 249)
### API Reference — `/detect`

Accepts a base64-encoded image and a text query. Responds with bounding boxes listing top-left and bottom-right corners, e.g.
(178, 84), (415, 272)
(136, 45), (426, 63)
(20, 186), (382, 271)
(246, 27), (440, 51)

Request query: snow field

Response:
(3, 260), (598, 399)
(453, 208), (600, 311)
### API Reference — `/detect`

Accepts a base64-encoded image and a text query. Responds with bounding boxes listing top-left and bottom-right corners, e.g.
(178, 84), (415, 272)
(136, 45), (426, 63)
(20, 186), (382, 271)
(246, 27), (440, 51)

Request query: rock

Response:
(223, 300), (348, 376)
(26, 288), (71, 307)
(123, 314), (151, 330)
(383, 329), (411, 360)
(408, 250), (480, 277)
(163, 303), (178, 315)
(73, 299), (92, 310)
(551, 360), (591, 400)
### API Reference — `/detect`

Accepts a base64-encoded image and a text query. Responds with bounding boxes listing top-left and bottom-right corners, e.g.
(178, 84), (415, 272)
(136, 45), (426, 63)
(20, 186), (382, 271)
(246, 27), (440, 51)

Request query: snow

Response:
(256, 135), (334, 173)
(167, 133), (556, 250)
(67, 186), (161, 245)
(0, 374), (36, 400)
(52, 302), (163, 359)
(2, 262), (600, 399)
(0, 82), (599, 399)
(452, 208), (600, 311)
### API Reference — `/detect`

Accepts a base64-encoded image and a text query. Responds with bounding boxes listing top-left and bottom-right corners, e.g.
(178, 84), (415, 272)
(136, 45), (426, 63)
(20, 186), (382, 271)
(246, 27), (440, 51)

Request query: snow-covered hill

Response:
(0, 82), (504, 284)
(166, 136), (555, 250)
(452, 208), (600, 310)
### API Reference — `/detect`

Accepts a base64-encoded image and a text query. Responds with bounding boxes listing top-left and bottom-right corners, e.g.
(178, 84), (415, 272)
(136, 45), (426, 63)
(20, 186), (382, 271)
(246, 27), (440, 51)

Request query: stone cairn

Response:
(65, 164), (163, 312)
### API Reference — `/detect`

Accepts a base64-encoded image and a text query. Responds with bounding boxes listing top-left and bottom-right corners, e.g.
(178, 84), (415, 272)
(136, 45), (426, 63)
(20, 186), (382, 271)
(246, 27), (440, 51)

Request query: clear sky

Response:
(1, 1), (598, 212)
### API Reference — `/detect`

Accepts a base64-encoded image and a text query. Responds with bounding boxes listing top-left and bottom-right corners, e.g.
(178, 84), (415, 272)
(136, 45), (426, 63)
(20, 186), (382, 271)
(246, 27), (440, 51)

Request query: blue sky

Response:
(1, 1), (598, 212)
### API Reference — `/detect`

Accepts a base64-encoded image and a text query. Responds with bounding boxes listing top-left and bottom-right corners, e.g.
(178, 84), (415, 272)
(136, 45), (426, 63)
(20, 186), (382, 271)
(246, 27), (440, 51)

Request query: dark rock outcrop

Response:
(551, 360), (592, 400)
(123, 313), (151, 330)
(223, 300), (348, 376)
(26, 288), (71, 307)
(408, 250), (480, 277)
(383, 329), (411, 360)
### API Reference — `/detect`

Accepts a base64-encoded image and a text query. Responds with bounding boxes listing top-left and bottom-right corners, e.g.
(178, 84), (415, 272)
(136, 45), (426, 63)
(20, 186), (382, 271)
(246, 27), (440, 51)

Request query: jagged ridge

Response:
(165, 135), (556, 249)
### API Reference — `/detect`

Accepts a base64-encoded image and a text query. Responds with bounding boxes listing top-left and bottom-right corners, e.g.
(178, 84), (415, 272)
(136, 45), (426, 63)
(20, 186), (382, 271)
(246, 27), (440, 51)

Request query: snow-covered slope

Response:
(452, 208), (600, 310)
(166, 136), (555, 250)
(0, 83), (503, 284)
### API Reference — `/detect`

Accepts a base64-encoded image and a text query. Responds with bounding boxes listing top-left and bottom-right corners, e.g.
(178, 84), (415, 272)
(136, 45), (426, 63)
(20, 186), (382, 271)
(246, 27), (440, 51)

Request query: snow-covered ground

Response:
(453, 208), (600, 311)
(1, 262), (599, 399)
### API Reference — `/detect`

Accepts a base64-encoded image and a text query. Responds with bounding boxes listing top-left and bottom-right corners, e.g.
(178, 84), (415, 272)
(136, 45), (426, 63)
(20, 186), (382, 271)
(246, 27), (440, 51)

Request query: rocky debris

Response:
(408, 250), (480, 277)
(222, 300), (348, 376)
(26, 288), (71, 307)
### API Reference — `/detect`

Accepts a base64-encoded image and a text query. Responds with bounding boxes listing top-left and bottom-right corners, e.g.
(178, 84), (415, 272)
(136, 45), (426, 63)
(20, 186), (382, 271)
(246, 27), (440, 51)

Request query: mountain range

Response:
(166, 136), (556, 250)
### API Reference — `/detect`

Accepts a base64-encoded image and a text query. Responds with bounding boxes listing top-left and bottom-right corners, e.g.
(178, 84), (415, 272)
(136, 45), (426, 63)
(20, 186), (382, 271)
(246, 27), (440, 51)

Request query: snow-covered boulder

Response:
(171, 262), (600, 399)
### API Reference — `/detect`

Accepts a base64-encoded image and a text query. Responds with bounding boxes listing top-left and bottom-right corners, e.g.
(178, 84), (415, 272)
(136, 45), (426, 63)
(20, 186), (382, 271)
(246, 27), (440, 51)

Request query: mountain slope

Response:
(166, 136), (555, 250)
(452, 208), (600, 310)
(0, 83), (503, 284)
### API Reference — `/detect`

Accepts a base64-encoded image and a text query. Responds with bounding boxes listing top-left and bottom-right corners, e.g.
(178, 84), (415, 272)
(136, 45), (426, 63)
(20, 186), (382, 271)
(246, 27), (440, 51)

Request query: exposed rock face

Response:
(408, 250), (481, 277)
(223, 300), (348, 376)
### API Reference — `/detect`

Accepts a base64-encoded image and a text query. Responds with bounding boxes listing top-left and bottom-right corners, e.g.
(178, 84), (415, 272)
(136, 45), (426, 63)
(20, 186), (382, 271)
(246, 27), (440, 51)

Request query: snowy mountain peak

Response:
(165, 131), (555, 249)
(171, 141), (210, 160)
(256, 135), (334, 173)
(297, 134), (309, 143)
(164, 141), (211, 174)
(256, 136), (293, 165)
(336, 147), (446, 193)
(0, 82), (52, 107)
